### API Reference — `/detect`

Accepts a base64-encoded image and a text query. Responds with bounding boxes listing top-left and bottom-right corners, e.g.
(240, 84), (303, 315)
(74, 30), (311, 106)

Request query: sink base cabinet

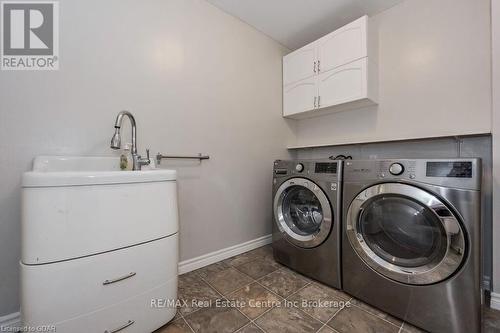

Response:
(20, 157), (180, 333)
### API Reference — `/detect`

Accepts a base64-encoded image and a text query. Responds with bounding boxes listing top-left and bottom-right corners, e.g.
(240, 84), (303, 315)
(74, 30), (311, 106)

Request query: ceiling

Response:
(206, 0), (404, 50)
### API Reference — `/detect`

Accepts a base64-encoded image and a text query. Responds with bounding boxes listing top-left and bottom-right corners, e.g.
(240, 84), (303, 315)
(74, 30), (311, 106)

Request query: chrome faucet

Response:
(110, 111), (150, 170)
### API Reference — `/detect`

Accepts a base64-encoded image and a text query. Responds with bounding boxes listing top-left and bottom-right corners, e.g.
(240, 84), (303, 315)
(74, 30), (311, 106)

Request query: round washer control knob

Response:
(389, 163), (404, 175)
(295, 163), (304, 172)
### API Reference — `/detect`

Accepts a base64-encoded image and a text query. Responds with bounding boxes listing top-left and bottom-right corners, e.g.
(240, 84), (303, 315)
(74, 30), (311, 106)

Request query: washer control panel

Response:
(315, 162), (338, 174)
(273, 160), (341, 178)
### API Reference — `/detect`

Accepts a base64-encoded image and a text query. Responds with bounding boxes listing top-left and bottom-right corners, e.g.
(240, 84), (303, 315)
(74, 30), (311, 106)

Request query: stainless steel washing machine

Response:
(342, 159), (482, 333)
(272, 160), (342, 288)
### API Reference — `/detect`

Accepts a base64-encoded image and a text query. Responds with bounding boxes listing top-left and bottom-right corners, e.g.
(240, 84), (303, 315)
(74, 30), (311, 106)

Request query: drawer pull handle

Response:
(104, 320), (135, 333)
(103, 272), (136, 285)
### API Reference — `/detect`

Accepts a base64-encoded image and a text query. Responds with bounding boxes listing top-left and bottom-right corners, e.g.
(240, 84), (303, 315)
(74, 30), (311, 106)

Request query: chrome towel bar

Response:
(156, 153), (210, 165)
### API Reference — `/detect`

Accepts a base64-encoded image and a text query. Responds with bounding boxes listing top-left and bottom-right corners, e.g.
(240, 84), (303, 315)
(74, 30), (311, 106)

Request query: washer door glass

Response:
(359, 195), (447, 268)
(346, 183), (466, 285)
(274, 178), (333, 248)
(282, 186), (323, 236)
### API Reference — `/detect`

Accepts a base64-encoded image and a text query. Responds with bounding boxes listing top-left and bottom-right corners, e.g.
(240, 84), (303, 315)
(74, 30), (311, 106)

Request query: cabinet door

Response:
(317, 16), (367, 73)
(283, 77), (317, 117)
(283, 43), (316, 86)
(317, 58), (367, 109)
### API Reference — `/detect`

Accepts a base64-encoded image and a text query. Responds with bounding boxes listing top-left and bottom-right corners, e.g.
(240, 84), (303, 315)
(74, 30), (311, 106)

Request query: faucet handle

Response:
(136, 148), (151, 169)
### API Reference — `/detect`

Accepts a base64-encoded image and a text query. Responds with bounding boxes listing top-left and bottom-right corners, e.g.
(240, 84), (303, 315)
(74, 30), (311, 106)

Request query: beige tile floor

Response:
(156, 245), (500, 333)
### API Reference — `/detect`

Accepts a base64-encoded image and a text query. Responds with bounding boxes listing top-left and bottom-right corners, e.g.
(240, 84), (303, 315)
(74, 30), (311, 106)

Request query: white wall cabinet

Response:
(283, 15), (378, 119)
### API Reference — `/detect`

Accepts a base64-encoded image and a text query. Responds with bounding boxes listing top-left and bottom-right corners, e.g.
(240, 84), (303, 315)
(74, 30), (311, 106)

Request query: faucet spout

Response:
(110, 127), (121, 149)
(111, 111), (137, 155)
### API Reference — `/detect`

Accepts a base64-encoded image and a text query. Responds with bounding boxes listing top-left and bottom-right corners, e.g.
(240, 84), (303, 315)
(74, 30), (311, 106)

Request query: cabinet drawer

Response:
(21, 235), (178, 325)
(53, 281), (176, 333)
(317, 16), (367, 73)
(22, 180), (179, 264)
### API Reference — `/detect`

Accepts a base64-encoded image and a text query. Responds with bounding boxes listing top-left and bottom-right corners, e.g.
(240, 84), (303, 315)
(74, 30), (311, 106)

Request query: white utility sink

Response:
(21, 155), (178, 264)
(23, 155), (176, 187)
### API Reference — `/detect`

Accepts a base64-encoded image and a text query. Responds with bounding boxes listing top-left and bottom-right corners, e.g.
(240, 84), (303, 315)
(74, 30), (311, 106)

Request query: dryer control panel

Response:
(343, 159), (480, 191)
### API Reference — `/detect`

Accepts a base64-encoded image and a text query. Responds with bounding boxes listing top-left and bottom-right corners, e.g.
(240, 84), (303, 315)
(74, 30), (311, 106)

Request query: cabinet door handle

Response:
(314, 96), (317, 108)
(317, 60), (321, 72)
(104, 320), (135, 333)
(103, 272), (136, 285)
(318, 96), (321, 108)
(313, 61), (316, 73)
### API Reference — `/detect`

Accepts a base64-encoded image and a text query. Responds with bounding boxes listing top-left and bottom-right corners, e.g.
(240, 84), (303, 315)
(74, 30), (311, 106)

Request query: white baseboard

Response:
(178, 234), (272, 275)
(491, 292), (500, 310)
(0, 311), (20, 330)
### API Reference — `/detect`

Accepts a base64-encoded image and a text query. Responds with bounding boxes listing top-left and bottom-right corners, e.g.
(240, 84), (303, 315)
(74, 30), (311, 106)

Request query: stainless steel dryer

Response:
(342, 159), (482, 333)
(272, 160), (342, 288)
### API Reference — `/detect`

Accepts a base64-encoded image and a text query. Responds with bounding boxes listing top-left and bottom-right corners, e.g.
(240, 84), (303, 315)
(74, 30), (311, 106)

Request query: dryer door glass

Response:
(282, 186), (323, 236)
(274, 178), (333, 248)
(346, 183), (466, 285)
(358, 195), (447, 268)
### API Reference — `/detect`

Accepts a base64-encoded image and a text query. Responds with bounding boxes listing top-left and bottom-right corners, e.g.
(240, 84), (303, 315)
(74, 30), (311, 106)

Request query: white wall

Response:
(291, 0), (492, 147)
(0, 0), (293, 316)
(492, 0), (500, 296)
